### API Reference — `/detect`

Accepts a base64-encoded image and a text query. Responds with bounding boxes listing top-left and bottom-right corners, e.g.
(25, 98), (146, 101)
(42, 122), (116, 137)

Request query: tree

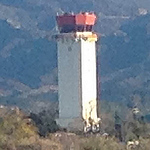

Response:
(30, 109), (59, 136)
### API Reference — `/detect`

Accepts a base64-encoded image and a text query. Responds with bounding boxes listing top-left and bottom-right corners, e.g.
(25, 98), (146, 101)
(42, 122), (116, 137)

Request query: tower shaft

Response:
(56, 32), (99, 131)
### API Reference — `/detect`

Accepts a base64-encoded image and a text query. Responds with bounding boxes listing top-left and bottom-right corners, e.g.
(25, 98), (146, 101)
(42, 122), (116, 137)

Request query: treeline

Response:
(1, 99), (150, 149)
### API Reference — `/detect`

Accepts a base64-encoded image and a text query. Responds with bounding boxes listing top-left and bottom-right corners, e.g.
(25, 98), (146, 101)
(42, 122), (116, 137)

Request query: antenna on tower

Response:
(57, 8), (65, 15)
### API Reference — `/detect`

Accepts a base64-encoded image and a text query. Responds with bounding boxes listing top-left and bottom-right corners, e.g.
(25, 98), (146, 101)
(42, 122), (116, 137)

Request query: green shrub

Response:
(80, 136), (125, 150)
(30, 110), (59, 136)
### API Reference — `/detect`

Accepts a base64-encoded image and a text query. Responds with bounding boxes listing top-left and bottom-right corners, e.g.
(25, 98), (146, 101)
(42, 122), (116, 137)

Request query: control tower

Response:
(54, 12), (100, 132)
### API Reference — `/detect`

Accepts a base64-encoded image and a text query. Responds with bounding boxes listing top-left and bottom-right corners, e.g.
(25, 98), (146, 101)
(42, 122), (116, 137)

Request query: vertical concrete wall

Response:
(81, 39), (98, 122)
(57, 34), (98, 129)
(57, 38), (81, 119)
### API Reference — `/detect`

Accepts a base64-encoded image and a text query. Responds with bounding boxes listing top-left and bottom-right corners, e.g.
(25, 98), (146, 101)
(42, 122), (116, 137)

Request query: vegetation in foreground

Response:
(1, 100), (150, 150)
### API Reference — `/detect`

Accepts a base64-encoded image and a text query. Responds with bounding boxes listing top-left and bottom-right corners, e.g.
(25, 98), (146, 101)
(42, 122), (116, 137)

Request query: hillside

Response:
(101, 14), (150, 106)
(0, 1), (150, 112)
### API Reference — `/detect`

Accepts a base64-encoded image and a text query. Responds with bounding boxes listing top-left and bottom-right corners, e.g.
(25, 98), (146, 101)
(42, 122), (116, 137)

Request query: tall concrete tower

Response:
(54, 12), (100, 132)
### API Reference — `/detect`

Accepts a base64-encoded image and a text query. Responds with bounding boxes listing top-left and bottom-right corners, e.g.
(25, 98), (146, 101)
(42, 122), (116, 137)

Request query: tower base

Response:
(56, 117), (84, 132)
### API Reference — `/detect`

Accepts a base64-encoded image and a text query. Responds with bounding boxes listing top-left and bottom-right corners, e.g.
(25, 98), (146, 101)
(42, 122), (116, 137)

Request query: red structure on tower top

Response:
(56, 12), (97, 33)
